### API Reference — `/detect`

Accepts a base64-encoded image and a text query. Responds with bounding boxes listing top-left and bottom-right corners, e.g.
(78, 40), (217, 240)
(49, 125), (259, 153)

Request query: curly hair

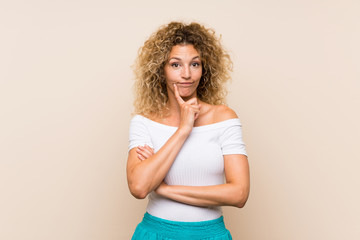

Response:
(133, 21), (233, 117)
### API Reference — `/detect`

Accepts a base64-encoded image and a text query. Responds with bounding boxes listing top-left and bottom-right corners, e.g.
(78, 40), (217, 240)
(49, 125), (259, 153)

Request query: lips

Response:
(177, 82), (194, 86)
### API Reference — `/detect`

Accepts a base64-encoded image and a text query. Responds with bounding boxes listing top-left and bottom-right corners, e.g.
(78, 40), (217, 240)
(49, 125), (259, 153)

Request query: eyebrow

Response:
(168, 56), (200, 61)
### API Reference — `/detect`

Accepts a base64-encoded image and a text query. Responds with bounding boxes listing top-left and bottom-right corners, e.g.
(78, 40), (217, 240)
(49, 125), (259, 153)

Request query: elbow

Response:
(233, 189), (249, 208)
(235, 199), (247, 208)
(131, 190), (148, 199)
(128, 183), (149, 199)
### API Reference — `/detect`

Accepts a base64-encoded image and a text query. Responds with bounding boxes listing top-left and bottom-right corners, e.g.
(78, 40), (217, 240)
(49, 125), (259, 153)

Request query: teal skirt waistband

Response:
(131, 212), (232, 240)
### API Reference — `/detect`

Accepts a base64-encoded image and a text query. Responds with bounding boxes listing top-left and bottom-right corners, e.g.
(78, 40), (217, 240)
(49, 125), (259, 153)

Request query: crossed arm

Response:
(134, 145), (250, 208)
(126, 128), (191, 199)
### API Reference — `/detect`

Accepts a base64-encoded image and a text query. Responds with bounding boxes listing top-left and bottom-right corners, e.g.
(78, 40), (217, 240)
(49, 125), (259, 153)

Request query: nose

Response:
(181, 65), (191, 80)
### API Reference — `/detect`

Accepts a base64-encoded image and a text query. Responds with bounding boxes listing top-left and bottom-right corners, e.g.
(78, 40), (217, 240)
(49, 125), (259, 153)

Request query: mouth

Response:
(177, 82), (194, 87)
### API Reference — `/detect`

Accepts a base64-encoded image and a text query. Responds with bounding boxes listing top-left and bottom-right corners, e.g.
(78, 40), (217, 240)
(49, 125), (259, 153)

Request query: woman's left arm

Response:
(155, 154), (250, 208)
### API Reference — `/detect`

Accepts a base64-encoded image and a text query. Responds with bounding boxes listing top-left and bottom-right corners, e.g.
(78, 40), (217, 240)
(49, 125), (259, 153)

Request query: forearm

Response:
(156, 182), (249, 208)
(127, 128), (189, 198)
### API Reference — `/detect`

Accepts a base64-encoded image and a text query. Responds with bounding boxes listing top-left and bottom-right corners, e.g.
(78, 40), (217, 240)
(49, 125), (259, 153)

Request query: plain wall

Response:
(1, 0), (359, 239)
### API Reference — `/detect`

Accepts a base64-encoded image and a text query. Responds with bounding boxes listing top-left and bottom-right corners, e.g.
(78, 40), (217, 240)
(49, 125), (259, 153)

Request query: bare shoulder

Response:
(196, 103), (238, 126)
(213, 105), (238, 122)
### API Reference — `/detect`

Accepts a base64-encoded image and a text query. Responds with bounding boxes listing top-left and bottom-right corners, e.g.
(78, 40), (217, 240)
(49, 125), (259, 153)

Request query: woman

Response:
(127, 21), (250, 239)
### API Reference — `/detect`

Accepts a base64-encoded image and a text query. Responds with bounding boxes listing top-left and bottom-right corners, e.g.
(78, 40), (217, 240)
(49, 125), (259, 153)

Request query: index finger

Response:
(173, 84), (185, 104)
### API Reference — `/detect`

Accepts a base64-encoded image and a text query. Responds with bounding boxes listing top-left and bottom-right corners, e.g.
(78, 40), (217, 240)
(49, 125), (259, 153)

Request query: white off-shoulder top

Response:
(128, 114), (247, 221)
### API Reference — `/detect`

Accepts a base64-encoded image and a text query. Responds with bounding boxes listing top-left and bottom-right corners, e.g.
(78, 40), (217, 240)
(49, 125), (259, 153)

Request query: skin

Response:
(127, 44), (250, 208)
(165, 44), (202, 102)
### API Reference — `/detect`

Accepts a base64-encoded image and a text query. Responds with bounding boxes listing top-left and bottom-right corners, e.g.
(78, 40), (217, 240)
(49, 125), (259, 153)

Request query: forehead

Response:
(168, 44), (200, 58)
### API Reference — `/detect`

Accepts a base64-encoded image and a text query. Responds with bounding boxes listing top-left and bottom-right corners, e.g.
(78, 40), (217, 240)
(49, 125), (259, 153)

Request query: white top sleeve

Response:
(128, 115), (154, 151)
(219, 123), (247, 156)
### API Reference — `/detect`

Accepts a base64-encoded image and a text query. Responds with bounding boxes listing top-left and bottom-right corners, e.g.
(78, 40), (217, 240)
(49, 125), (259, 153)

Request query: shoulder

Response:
(213, 105), (238, 122)
(130, 114), (145, 123)
(195, 103), (239, 126)
(129, 115), (149, 129)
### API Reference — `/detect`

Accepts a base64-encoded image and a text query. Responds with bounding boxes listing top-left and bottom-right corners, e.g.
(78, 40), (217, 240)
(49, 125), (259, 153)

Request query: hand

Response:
(136, 144), (154, 161)
(174, 84), (201, 133)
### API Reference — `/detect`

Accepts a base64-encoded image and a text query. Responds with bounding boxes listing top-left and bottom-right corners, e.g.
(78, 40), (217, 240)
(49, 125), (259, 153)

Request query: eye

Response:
(171, 63), (180, 68)
(192, 62), (201, 67)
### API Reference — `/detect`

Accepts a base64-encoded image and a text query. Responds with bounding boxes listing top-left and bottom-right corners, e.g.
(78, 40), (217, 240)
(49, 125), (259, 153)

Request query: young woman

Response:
(127, 21), (250, 239)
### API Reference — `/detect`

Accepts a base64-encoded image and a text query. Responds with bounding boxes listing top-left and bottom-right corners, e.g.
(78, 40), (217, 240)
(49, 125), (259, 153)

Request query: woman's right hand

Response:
(174, 84), (201, 134)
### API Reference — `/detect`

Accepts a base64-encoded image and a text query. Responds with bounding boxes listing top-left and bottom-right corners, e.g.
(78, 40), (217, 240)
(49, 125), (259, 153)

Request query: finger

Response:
(189, 104), (201, 112)
(186, 97), (198, 105)
(173, 84), (185, 105)
(136, 150), (148, 160)
(137, 154), (145, 161)
(140, 146), (154, 157)
(194, 112), (199, 120)
(143, 145), (154, 154)
(136, 146), (153, 159)
(141, 145), (154, 157)
(193, 105), (201, 120)
(136, 149), (150, 158)
(143, 144), (153, 151)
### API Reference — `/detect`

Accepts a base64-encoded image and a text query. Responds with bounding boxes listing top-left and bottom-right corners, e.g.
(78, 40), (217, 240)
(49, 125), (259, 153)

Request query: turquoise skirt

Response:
(131, 212), (232, 240)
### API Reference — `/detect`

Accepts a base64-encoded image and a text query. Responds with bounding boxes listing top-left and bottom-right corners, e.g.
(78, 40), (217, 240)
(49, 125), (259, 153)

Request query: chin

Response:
(180, 94), (195, 100)
(179, 90), (196, 98)
(180, 93), (191, 97)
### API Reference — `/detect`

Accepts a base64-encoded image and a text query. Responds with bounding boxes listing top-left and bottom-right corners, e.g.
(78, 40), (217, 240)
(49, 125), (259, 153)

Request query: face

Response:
(164, 44), (202, 100)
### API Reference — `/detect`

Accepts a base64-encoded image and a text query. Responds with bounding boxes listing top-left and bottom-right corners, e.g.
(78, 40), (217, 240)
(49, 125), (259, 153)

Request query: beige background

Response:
(1, 0), (359, 239)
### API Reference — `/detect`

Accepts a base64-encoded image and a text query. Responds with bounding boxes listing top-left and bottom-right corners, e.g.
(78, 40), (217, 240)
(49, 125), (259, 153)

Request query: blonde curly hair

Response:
(133, 21), (233, 117)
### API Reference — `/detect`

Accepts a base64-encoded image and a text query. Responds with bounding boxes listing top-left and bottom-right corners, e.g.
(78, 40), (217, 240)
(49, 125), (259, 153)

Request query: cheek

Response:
(165, 75), (175, 85)
(164, 69), (177, 82)
(195, 69), (203, 80)
(164, 73), (176, 90)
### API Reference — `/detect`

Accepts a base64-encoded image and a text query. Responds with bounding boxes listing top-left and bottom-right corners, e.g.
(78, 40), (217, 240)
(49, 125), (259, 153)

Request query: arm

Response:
(155, 154), (250, 208)
(127, 128), (190, 199)
(126, 84), (200, 199)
